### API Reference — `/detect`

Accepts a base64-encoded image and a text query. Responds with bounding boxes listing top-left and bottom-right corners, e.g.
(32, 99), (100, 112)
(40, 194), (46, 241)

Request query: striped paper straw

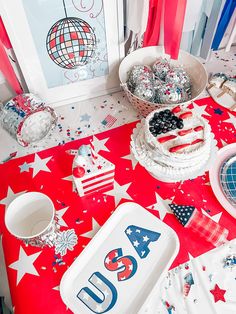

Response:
(90, 137), (98, 164)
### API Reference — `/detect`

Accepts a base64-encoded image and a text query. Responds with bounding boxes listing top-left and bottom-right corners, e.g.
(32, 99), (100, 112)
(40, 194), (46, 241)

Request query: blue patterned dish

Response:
(219, 155), (236, 207)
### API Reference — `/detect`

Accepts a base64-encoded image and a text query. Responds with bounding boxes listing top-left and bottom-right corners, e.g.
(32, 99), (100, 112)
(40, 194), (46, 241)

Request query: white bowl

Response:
(119, 46), (208, 117)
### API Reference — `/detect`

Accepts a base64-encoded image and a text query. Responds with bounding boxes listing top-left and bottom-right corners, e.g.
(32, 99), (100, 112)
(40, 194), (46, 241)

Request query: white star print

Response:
(224, 112), (236, 126)
(191, 102), (211, 117)
(128, 264), (133, 271)
(121, 153), (138, 170)
(117, 261), (124, 268)
(93, 136), (110, 153)
(56, 207), (69, 227)
(147, 192), (174, 220)
(104, 181), (133, 206)
(143, 235), (149, 242)
(80, 218), (101, 239)
(9, 246), (41, 285)
(133, 240), (139, 247)
(0, 187), (27, 207)
(52, 286), (60, 291)
(201, 209), (222, 223)
(126, 228), (132, 235)
(30, 154), (52, 178)
(105, 256), (111, 265)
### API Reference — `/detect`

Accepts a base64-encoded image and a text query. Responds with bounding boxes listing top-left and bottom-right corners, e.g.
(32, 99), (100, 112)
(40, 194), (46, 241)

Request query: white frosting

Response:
(142, 107), (212, 177)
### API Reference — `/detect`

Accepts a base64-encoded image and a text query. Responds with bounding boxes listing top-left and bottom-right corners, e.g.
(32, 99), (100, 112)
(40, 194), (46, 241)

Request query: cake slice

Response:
(72, 146), (115, 197)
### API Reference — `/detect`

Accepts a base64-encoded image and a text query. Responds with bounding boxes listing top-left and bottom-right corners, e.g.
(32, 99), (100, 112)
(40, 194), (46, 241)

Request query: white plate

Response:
(209, 143), (236, 219)
(131, 121), (218, 183)
(60, 202), (179, 313)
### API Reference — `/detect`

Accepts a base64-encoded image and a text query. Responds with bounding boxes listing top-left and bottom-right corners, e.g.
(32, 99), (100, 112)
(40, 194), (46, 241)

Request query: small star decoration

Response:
(210, 284), (226, 303)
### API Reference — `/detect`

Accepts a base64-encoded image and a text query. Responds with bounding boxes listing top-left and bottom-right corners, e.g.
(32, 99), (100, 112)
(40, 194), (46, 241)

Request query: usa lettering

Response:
(77, 225), (161, 313)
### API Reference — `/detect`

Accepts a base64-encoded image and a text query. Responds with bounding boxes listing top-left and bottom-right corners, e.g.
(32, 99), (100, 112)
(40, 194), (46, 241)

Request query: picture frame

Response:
(0, 0), (124, 107)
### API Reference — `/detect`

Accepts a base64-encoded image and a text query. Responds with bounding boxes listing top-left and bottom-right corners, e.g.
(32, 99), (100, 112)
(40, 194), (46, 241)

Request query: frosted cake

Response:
(132, 106), (214, 180)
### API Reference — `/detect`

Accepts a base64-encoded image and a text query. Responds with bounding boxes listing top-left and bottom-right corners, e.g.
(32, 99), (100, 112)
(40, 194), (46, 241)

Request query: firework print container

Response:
(0, 93), (57, 146)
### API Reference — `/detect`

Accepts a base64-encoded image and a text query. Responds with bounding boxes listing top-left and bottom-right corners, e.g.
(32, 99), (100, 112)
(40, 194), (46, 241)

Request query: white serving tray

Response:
(60, 202), (179, 314)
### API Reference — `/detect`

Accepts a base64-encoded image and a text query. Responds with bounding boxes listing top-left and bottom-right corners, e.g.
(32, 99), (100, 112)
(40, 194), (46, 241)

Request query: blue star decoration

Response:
(169, 204), (195, 226)
(214, 108), (223, 115)
(19, 162), (31, 173)
(80, 113), (91, 122)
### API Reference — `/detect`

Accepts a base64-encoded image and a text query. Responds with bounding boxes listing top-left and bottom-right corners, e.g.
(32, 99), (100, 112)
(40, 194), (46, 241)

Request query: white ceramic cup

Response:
(5, 192), (55, 241)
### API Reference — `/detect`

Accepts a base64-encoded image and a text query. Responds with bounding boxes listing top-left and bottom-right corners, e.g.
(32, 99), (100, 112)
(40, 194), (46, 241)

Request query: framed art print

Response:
(0, 0), (124, 107)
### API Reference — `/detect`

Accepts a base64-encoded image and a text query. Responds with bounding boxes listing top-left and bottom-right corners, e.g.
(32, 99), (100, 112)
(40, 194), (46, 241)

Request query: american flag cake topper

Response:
(169, 204), (229, 247)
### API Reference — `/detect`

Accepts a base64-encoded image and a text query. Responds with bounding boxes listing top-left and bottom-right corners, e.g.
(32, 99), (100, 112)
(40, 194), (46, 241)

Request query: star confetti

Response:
(80, 113), (91, 122)
(210, 284), (226, 303)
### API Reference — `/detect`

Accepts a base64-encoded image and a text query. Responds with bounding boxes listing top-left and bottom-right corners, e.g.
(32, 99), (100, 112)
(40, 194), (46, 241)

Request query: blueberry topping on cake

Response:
(148, 109), (184, 137)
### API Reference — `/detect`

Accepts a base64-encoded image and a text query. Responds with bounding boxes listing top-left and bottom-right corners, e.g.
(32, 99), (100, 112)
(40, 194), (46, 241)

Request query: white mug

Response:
(5, 192), (59, 247)
(5, 192), (78, 255)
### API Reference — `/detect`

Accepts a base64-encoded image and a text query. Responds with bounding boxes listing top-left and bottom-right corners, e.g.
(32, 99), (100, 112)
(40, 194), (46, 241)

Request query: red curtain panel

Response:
(0, 17), (22, 94)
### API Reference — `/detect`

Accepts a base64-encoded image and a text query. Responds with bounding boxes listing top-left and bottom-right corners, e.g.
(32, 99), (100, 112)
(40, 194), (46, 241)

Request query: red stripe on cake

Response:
(169, 143), (190, 153)
(84, 182), (114, 195)
(83, 175), (115, 189)
(178, 129), (192, 136)
(179, 112), (192, 119)
(172, 106), (181, 113)
(158, 135), (177, 143)
(81, 169), (114, 183)
(178, 125), (203, 136)
(194, 126), (204, 132)
(191, 139), (204, 145)
(169, 138), (204, 153)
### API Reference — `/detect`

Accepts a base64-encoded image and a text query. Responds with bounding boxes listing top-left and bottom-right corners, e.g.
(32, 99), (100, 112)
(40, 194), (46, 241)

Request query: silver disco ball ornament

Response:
(46, 17), (96, 69)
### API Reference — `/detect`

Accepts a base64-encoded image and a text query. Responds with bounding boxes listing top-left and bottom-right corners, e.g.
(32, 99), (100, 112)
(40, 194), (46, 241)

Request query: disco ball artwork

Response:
(46, 17), (96, 69)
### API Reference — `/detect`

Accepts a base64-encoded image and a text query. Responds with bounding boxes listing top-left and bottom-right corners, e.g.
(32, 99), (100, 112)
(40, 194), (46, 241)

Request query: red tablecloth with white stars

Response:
(0, 97), (236, 314)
